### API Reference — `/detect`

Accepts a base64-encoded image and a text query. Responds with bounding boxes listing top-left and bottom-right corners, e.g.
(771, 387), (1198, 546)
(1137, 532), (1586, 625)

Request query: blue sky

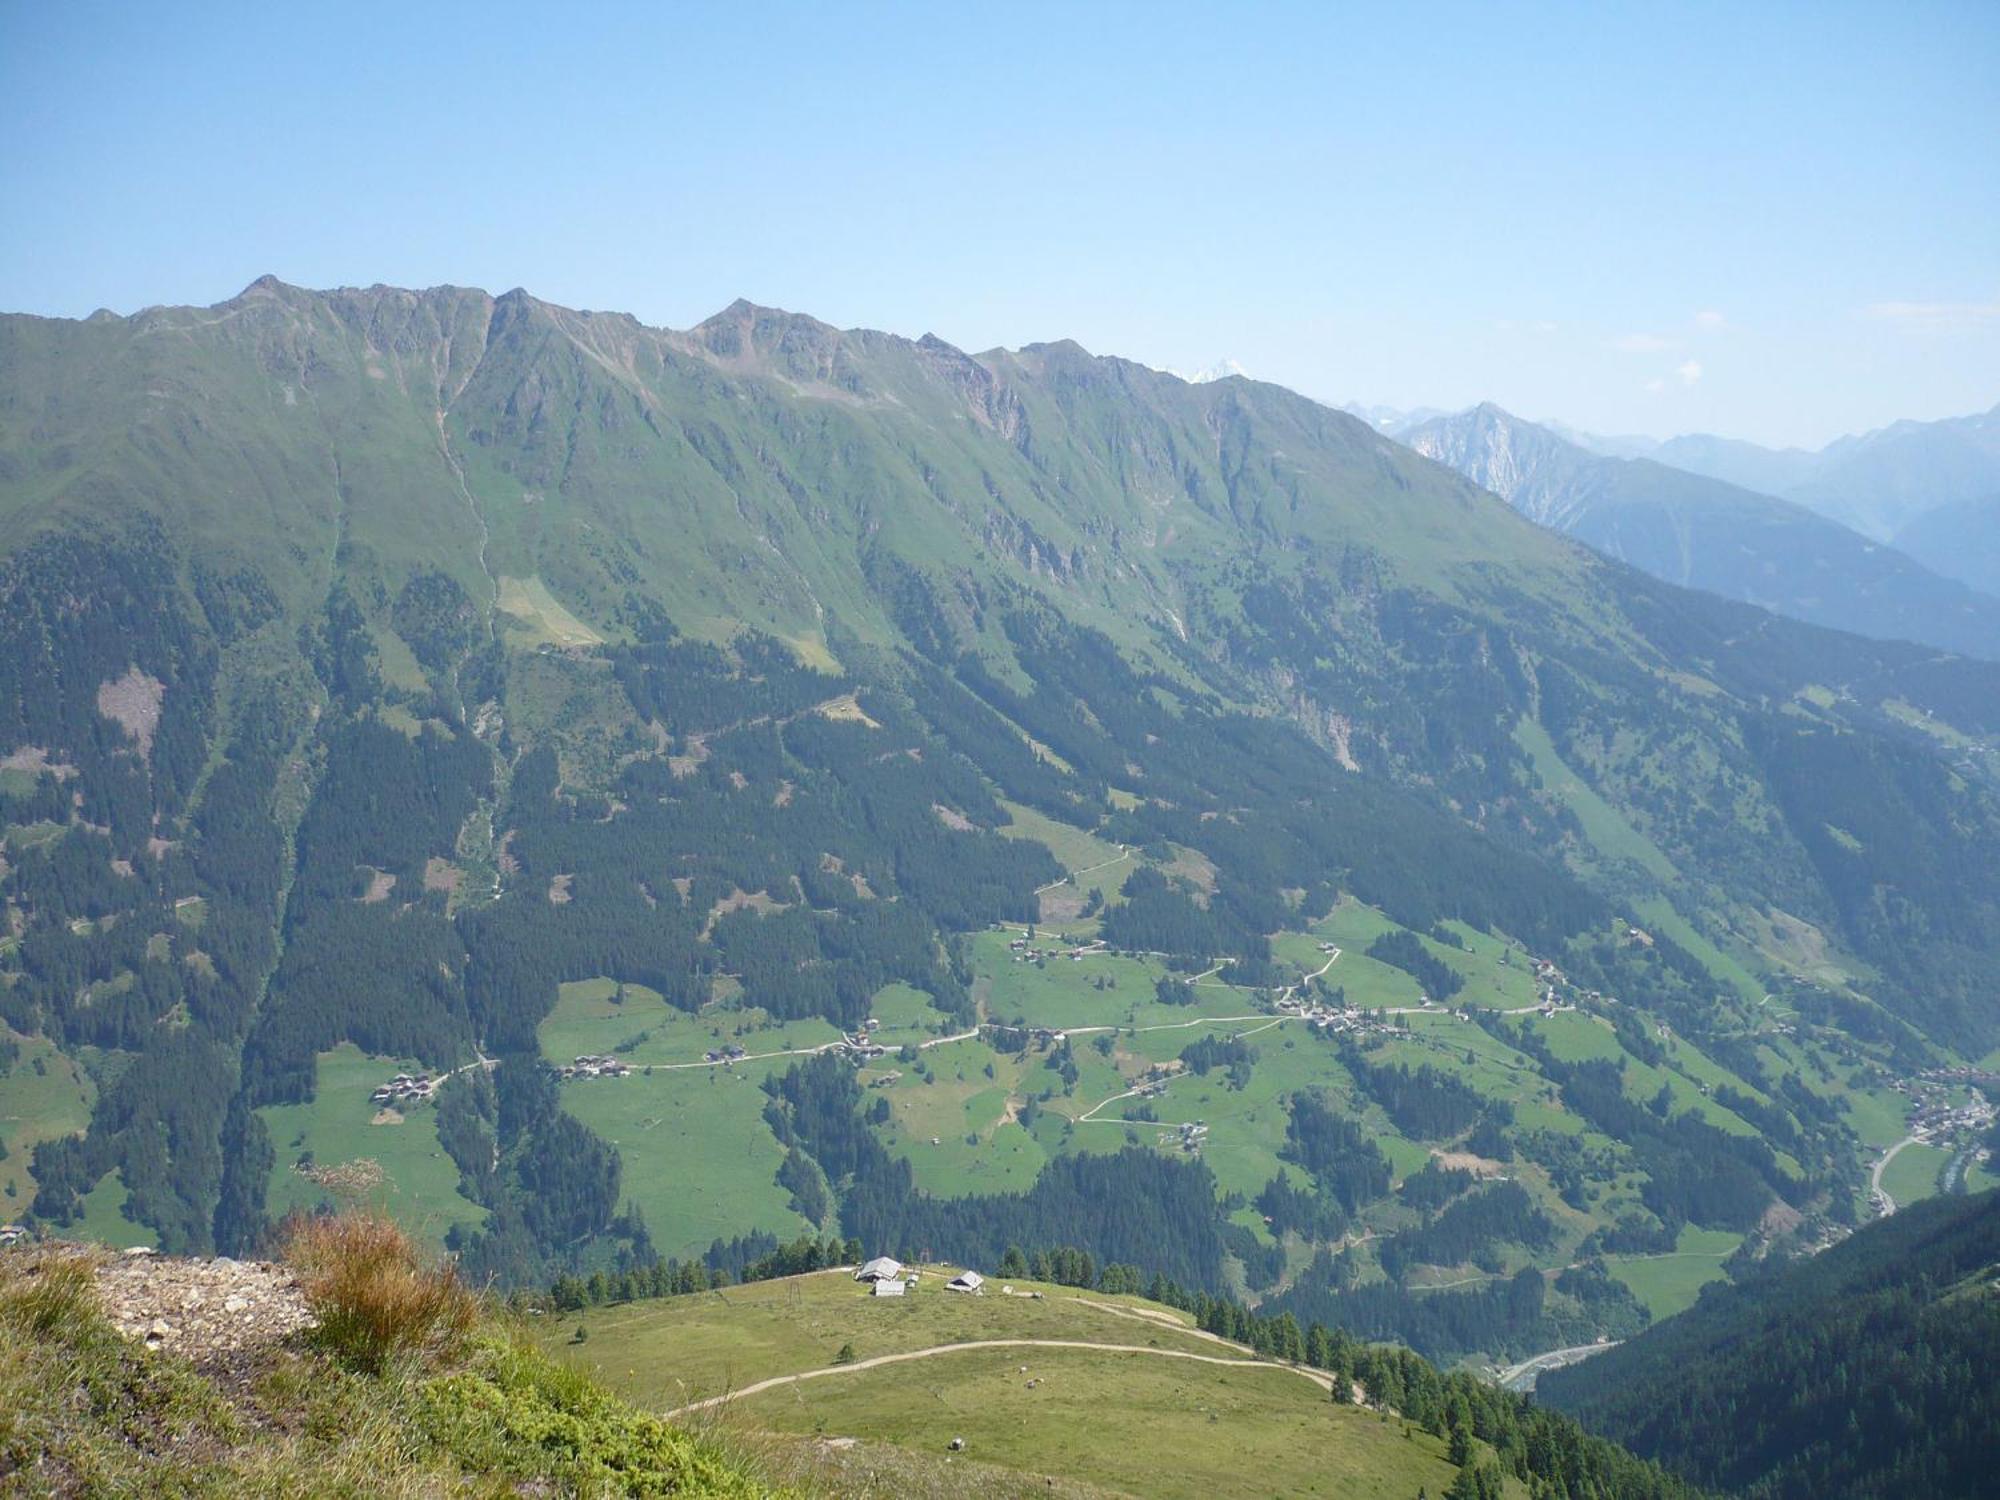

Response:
(3, 0), (1994, 447)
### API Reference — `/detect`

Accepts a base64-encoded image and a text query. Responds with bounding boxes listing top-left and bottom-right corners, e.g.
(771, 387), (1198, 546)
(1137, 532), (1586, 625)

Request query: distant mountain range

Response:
(1894, 494), (2000, 598)
(1632, 404), (2000, 545)
(1399, 403), (2000, 660)
(1563, 405), (2000, 600)
(1353, 400), (2000, 595)
(1165, 358), (1252, 384)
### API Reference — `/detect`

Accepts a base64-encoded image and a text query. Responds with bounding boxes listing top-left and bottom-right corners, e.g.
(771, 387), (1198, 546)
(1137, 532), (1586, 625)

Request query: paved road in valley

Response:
(1497, 1341), (1619, 1393)
(1872, 1135), (1919, 1216)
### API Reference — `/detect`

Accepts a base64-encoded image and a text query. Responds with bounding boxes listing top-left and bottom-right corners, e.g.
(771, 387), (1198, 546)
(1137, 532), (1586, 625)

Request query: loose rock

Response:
(96, 1252), (314, 1364)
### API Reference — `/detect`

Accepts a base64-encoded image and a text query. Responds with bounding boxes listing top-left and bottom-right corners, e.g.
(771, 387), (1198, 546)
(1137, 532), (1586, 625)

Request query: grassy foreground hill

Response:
(545, 1260), (1702, 1500)
(559, 1266), (1461, 1500)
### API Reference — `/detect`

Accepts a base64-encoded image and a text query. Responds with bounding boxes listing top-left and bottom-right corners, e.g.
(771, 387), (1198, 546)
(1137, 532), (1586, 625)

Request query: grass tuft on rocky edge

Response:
(0, 1219), (783, 1497)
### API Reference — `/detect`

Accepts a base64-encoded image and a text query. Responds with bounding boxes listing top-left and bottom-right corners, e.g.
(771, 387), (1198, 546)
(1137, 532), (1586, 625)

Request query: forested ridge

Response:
(1541, 1188), (2000, 1500)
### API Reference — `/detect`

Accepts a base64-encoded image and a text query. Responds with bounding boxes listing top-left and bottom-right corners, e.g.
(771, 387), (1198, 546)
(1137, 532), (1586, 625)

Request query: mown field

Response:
(1605, 1225), (1743, 1320)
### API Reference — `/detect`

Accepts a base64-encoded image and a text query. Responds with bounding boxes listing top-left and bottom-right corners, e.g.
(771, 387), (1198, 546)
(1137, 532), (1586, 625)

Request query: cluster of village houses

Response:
(1896, 1068), (1997, 1144)
(1164, 1119), (1208, 1152)
(703, 1018), (891, 1068)
(834, 1017), (888, 1062)
(558, 1054), (632, 1081)
(1006, 935), (1095, 964)
(370, 1071), (439, 1106)
(852, 1255), (986, 1297)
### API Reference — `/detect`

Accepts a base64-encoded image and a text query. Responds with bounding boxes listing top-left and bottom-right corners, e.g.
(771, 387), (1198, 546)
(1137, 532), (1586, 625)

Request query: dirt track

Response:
(667, 1336), (1334, 1416)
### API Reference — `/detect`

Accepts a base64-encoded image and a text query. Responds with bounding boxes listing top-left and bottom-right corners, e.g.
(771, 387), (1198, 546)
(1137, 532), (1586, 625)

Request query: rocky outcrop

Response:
(93, 1248), (313, 1364)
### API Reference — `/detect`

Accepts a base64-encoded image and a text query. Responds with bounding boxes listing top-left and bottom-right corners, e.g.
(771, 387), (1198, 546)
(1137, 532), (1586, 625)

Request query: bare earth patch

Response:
(1760, 1199), (1805, 1236)
(933, 803), (976, 832)
(703, 887), (786, 936)
(359, 868), (397, 903)
(1431, 1151), (1508, 1178)
(820, 852), (873, 899)
(370, 1108), (405, 1126)
(1160, 844), (1218, 901)
(1326, 713), (1361, 773)
(548, 873), (574, 905)
(1039, 886), (1088, 923)
(668, 734), (711, 778)
(95, 667), (166, 760)
(0, 746), (78, 779)
(814, 693), (881, 728)
(422, 857), (460, 894)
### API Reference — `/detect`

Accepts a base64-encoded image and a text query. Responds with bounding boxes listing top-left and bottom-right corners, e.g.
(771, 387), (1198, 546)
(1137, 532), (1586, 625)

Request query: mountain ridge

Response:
(4, 276), (2000, 1326)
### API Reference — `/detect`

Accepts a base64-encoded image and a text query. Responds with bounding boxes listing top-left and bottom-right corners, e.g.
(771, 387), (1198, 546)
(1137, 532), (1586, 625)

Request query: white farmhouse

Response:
(854, 1255), (904, 1282)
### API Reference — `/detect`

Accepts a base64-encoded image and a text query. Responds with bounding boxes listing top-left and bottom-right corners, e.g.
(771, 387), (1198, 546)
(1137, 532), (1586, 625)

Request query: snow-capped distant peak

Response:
(1163, 358), (1251, 384)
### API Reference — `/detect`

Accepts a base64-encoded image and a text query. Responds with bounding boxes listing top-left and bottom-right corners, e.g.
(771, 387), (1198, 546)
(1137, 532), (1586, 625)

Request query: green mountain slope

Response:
(2, 281), (1999, 1361)
(1539, 1187), (2000, 1500)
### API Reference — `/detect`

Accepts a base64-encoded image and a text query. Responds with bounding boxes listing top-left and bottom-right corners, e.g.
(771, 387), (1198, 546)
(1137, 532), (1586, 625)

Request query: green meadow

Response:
(1606, 1225), (1742, 1320)
(1881, 1141), (1950, 1209)
(258, 1044), (487, 1243)
(730, 1345), (1466, 1500)
(0, 1026), (94, 1215)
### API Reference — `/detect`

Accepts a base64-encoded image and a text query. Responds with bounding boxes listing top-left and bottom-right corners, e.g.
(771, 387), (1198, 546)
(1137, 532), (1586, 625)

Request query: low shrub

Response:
(0, 1244), (101, 1337)
(286, 1213), (478, 1374)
